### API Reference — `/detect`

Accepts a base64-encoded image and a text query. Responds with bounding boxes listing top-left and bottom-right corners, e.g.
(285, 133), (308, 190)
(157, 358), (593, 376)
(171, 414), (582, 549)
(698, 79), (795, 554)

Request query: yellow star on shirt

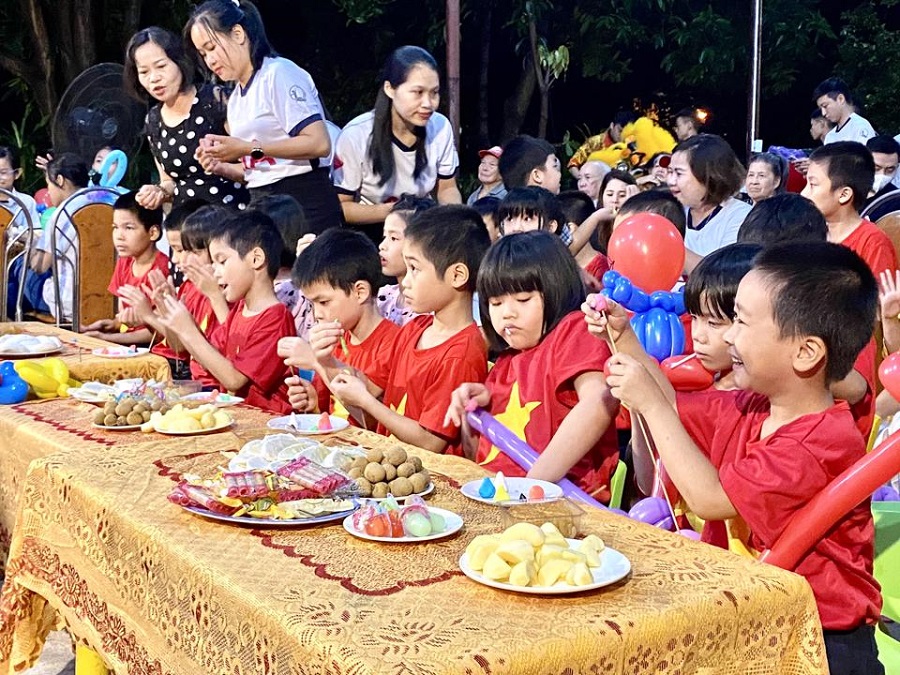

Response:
(386, 394), (408, 441)
(480, 382), (540, 465)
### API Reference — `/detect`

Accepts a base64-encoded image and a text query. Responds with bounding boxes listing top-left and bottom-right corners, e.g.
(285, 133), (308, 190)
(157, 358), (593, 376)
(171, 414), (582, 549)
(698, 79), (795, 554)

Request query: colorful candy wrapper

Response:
(277, 456), (351, 495)
(170, 482), (238, 515)
(222, 471), (269, 498)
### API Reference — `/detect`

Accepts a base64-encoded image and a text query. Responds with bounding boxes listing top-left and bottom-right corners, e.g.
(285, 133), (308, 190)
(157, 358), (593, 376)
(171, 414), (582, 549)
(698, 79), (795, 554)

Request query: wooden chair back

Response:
(70, 202), (115, 328)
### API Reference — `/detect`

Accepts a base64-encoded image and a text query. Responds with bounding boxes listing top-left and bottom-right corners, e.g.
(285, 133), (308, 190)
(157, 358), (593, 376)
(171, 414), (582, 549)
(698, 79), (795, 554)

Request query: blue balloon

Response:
(630, 312), (648, 349)
(671, 288), (686, 315)
(98, 149), (128, 188)
(0, 370), (28, 404)
(627, 287), (651, 313)
(667, 310), (686, 356)
(644, 308), (672, 361)
(602, 270), (620, 289)
(0, 361), (17, 377)
(649, 291), (675, 312)
(611, 277), (634, 304)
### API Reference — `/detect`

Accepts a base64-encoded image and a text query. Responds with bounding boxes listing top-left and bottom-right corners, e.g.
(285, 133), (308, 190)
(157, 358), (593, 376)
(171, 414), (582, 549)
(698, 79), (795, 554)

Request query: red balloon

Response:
(33, 188), (52, 208)
(660, 354), (715, 391)
(879, 353), (900, 401)
(607, 214), (685, 292)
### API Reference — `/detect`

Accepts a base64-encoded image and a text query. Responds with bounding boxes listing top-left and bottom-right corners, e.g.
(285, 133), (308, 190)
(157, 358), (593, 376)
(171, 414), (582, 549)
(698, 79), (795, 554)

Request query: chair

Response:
(873, 502), (900, 674)
(38, 187), (119, 329)
(0, 188), (36, 321)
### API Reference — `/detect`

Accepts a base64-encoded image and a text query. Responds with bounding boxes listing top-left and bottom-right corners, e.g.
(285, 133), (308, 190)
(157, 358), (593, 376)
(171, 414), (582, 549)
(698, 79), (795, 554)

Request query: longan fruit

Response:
(103, 401), (116, 415)
(409, 472), (429, 494)
(116, 415), (127, 426)
(93, 410), (107, 425)
(348, 467), (363, 480)
(396, 462), (416, 478)
(365, 448), (384, 464)
(103, 414), (118, 427)
(371, 482), (390, 499)
(142, 411), (151, 422)
(115, 401), (133, 417)
(355, 477), (373, 497)
(351, 456), (368, 470)
(126, 412), (143, 426)
(389, 476), (413, 498)
(381, 462), (397, 482)
(384, 446), (407, 466)
(133, 403), (147, 414)
(364, 462), (386, 484)
(409, 456), (423, 472)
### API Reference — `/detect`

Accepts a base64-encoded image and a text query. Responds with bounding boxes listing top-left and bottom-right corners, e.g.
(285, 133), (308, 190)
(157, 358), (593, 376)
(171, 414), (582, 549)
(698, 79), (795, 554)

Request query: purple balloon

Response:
(678, 528), (701, 540)
(656, 516), (675, 531)
(628, 497), (670, 525)
(873, 485), (900, 502)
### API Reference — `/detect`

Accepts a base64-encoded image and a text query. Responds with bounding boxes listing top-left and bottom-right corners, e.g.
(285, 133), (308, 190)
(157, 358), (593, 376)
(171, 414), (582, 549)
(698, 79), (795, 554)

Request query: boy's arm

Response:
(330, 372), (448, 453)
(567, 208), (613, 257)
(156, 295), (249, 391)
(528, 371), (617, 483)
(608, 353), (737, 520)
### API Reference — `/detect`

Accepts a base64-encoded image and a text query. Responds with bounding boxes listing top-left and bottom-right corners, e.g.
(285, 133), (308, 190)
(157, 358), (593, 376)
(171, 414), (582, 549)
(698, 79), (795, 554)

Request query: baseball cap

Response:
(478, 146), (503, 159)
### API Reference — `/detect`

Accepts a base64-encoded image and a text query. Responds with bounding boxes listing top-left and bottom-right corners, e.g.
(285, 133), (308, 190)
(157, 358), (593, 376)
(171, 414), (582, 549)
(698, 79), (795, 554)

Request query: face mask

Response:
(873, 173), (893, 194)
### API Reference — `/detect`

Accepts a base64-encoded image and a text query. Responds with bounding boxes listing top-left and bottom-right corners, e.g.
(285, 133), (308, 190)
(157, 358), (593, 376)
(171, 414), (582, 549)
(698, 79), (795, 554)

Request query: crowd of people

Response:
(1, 0), (899, 672)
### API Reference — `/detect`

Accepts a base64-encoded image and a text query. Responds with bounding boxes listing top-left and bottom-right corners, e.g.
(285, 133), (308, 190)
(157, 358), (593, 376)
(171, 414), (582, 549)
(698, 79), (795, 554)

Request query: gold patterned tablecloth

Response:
(0, 323), (171, 385)
(0, 404), (828, 675)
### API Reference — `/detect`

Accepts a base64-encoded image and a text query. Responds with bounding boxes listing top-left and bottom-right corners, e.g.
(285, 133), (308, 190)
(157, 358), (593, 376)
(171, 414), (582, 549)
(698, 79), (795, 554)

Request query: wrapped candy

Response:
(277, 456), (351, 495)
(170, 482), (238, 515)
(222, 471), (269, 499)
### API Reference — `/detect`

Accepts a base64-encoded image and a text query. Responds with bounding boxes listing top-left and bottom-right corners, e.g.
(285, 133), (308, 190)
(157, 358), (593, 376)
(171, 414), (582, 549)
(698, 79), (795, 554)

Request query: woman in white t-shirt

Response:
(186, 0), (342, 234)
(667, 134), (751, 273)
(332, 46), (462, 238)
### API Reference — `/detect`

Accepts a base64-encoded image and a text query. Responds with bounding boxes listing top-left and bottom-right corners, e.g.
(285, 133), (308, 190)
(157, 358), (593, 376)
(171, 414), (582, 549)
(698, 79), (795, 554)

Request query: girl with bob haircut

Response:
(445, 231), (620, 502)
(744, 152), (788, 204)
(667, 134), (751, 273)
(496, 186), (564, 236)
(332, 46), (461, 238)
(185, 0), (342, 234)
(125, 26), (248, 210)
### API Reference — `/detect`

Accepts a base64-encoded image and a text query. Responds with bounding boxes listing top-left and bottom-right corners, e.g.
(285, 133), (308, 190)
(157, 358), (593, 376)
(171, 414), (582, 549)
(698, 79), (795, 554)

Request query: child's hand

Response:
(155, 295), (195, 335)
(147, 269), (175, 298)
(880, 270), (900, 319)
(605, 353), (666, 414)
(182, 260), (221, 299)
(296, 233), (316, 257)
(116, 306), (139, 328)
(286, 375), (318, 412)
(117, 285), (152, 322)
(308, 321), (343, 362)
(330, 371), (372, 408)
(277, 337), (317, 370)
(582, 295), (631, 344)
(81, 318), (118, 333)
(444, 383), (491, 427)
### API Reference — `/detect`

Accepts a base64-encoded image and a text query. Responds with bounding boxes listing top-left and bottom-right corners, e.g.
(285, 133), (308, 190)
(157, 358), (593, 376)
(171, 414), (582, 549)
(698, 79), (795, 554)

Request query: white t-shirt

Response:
(683, 197), (751, 257)
(332, 111), (458, 204)
(228, 56), (328, 189)
(824, 113), (876, 145)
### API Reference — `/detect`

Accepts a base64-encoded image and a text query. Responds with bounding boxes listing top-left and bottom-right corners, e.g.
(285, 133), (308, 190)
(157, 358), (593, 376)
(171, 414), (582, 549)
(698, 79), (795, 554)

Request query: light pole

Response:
(747, 0), (763, 160)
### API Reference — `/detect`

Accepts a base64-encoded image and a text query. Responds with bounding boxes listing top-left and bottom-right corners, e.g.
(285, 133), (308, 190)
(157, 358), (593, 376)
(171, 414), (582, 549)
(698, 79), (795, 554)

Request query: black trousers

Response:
(824, 624), (884, 675)
(249, 168), (344, 235)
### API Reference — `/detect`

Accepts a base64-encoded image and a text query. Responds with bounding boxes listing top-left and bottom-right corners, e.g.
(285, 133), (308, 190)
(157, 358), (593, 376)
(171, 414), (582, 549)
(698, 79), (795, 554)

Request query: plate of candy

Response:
(267, 412), (349, 435)
(180, 391), (245, 408)
(343, 496), (462, 543)
(459, 522), (631, 595)
(460, 472), (562, 504)
(170, 454), (359, 526)
(91, 346), (150, 358)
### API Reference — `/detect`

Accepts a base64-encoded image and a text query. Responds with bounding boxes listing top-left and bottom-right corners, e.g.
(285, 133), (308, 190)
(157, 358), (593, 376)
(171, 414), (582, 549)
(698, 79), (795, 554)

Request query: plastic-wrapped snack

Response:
(273, 487), (320, 502)
(171, 481), (240, 515)
(222, 471), (270, 499)
(276, 456), (351, 495)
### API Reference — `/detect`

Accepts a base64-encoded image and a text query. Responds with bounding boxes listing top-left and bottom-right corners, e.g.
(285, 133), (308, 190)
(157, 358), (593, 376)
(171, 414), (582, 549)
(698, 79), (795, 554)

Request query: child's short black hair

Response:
(557, 190), (596, 226)
(471, 196), (502, 222)
(404, 205), (490, 294)
(391, 194), (437, 218)
(617, 190), (687, 237)
(165, 198), (210, 233)
(737, 193), (827, 245)
(498, 135), (556, 189)
(684, 243), (761, 321)
(113, 191), (163, 236)
(249, 194), (309, 269)
(181, 205), (227, 251)
(477, 231), (585, 352)
(292, 228), (382, 296)
(808, 141), (875, 213)
(497, 186), (564, 236)
(753, 241), (877, 383)
(812, 77), (854, 105)
(210, 210), (283, 280)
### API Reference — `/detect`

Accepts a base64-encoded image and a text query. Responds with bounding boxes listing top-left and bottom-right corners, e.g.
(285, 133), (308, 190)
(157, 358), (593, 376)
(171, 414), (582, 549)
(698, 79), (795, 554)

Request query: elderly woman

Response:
(467, 146), (507, 205)
(744, 152), (787, 204)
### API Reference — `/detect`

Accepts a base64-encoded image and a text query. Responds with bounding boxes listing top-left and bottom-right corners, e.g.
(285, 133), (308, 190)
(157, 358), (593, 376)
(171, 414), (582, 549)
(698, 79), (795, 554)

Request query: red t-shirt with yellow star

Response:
(475, 312), (619, 502)
(367, 315), (488, 455)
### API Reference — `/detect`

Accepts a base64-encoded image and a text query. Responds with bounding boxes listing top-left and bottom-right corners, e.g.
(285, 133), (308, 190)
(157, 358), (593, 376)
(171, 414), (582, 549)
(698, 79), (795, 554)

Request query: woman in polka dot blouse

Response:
(186, 0), (343, 234)
(125, 27), (249, 211)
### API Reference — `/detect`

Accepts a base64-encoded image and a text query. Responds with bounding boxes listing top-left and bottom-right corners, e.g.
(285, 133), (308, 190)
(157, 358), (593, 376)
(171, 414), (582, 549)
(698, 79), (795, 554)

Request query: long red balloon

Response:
(761, 430), (900, 570)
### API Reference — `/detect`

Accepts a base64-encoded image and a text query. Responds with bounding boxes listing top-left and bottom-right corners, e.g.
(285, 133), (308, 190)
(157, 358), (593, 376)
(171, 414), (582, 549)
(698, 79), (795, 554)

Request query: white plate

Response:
(0, 335), (63, 357)
(91, 347), (150, 359)
(267, 414), (350, 435)
(0, 346), (63, 358)
(343, 506), (462, 542)
(182, 504), (357, 527)
(71, 389), (115, 404)
(459, 540), (631, 594)
(153, 418), (233, 436)
(92, 422), (144, 431)
(460, 478), (563, 504)
(181, 392), (245, 408)
(366, 482), (435, 502)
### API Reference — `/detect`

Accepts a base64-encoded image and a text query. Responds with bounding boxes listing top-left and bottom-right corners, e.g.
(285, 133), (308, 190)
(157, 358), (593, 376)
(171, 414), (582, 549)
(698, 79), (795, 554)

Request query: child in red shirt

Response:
(278, 228), (400, 421)
(445, 231), (619, 500)
(586, 241), (883, 674)
(82, 192), (168, 344)
(325, 205), (491, 455)
(155, 210), (294, 413)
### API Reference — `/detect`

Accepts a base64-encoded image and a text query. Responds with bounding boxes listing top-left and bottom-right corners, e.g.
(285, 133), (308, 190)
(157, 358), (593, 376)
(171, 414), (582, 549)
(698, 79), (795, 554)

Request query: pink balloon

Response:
(33, 188), (52, 208)
(761, 428), (900, 570)
(879, 352), (900, 401)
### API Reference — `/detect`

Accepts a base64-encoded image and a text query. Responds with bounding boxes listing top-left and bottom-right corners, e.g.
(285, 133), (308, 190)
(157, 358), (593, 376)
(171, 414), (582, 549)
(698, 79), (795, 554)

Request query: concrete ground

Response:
(25, 631), (74, 675)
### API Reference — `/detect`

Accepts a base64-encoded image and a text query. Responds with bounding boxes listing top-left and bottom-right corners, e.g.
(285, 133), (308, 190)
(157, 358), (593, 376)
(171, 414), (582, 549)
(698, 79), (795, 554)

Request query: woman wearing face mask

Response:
(466, 146), (506, 205)
(332, 45), (461, 239)
(667, 134), (751, 273)
(186, 0), (342, 233)
(744, 152), (787, 205)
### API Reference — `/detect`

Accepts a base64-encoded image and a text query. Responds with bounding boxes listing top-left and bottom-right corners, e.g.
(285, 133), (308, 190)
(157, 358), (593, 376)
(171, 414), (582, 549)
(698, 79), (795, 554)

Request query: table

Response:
(0, 323), (171, 385)
(0, 402), (828, 674)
